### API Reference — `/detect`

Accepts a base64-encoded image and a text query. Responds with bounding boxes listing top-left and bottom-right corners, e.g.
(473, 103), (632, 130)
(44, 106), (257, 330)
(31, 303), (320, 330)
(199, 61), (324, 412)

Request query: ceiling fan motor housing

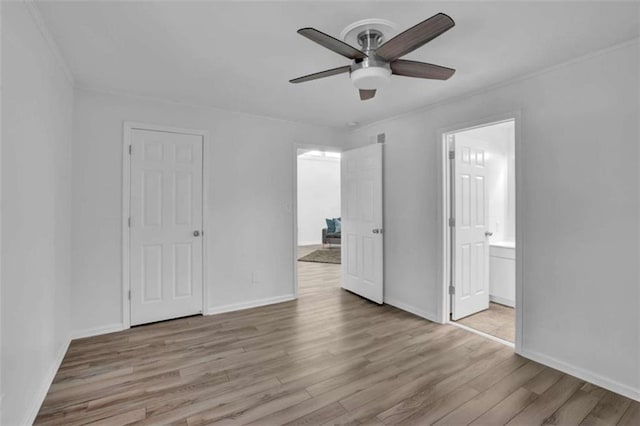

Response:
(350, 29), (391, 90)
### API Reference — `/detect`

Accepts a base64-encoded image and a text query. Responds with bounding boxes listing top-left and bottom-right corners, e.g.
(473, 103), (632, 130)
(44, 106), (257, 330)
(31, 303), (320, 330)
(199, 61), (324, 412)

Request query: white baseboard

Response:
(72, 323), (125, 340)
(384, 297), (439, 323)
(23, 335), (71, 425)
(519, 348), (640, 402)
(490, 295), (515, 307)
(207, 294), (296, 316)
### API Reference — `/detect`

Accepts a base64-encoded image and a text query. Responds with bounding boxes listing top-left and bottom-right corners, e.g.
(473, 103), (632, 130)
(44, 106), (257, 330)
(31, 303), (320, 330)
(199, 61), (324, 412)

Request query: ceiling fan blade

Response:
(359, 89), (376, 101)
(391, 59), (455, 80)
(289, 65), (351, 84)
(376, 13), (455, 61)
(298, 28), (367, 60)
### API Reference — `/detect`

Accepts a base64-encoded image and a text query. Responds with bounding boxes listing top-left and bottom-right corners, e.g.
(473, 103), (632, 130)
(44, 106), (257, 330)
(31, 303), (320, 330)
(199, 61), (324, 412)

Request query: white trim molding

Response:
(23, 337), (70, 425)
(350, 38), (639, 131)
(450, 322), (515, 348)
(490, 295), (515, 308)
(22, 0), (74, 84)
(384, 297), (439, 323)
(438, 111), (524, 354)
(520, 348), (640, 402)
(207, 294), (296, 316)
(72, 323), (125, 340)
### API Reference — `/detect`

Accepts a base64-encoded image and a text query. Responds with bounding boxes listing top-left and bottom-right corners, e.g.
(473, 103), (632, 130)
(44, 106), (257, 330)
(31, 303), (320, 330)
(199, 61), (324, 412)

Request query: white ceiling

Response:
(36, 1), (639, 128)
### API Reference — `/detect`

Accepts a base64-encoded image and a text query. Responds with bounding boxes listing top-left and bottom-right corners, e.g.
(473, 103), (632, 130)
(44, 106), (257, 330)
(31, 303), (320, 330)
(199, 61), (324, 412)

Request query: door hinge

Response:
(128, 290), (131, 300)
(448, 217), (455, 227)
(128, 217), (131, 227)
(129, 145), (132, 155)
(448, 150), (455, 160)
(449, 285), (455, 295)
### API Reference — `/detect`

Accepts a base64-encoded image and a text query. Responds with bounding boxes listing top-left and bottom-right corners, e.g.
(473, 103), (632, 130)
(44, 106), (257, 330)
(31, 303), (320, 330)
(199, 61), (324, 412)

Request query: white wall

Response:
(485, 137), (509, 243)
(297, 153), (340, 246)
(1, 2), (74, 424)
(346, 42), (639, 399)
(71, 89), (343, 335)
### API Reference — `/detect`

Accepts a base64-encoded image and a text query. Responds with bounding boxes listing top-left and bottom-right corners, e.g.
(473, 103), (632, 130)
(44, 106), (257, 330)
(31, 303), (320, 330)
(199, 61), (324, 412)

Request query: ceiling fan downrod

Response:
(350, 30), (392, 90)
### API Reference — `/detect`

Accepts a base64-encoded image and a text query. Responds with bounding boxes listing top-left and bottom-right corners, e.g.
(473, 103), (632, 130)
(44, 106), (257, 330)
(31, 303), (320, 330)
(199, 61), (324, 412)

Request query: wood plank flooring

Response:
(35, 245), (638, 425)
(455, 302), (515, 343)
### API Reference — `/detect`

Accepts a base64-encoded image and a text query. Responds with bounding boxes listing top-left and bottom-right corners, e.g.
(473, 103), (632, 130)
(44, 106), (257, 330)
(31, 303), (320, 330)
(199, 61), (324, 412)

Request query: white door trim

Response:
(292, 143), (343, 298)
(437, 111), (523, 354)
(122, 121), (209, 329)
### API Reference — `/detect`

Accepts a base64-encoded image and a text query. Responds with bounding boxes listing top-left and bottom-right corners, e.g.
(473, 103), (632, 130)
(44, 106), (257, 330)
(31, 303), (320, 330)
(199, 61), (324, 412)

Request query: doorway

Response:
(123, 123), (207, 327)
(295, 149), (343, 297)
(294, 144), (385, 304)
(443, 119), (517, 344)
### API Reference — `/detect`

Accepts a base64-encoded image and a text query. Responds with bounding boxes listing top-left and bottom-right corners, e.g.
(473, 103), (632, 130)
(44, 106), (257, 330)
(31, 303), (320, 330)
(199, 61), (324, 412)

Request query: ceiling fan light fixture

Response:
(350, 66), (391, 90)
(290, 13), (456, 100)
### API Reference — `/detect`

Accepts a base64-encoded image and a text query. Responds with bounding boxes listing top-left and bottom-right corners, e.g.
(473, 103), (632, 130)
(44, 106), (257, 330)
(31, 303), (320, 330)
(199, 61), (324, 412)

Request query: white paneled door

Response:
(452, 140), (490, 320)
(341, 144), (384, 304)
(130, 129), (204, 326)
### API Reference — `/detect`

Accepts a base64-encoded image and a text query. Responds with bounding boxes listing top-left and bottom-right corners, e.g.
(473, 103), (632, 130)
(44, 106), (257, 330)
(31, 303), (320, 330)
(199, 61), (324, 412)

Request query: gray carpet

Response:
(298, 248), (341, 264)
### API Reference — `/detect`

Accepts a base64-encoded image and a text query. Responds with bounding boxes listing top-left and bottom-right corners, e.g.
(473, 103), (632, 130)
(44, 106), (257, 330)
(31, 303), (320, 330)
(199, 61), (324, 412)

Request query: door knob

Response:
(485, 231), (493, 237)
(193, 230), (200, 237)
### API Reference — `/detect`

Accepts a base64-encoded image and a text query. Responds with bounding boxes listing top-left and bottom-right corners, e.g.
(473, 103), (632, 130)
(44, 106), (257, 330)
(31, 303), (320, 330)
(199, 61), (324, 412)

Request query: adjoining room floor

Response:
(455, 302), (515, 343)
(298, 244), (341, 265)
(35, 252), (639, 425)
(297, 244), (341, 296)
(298, 244), (340, 258)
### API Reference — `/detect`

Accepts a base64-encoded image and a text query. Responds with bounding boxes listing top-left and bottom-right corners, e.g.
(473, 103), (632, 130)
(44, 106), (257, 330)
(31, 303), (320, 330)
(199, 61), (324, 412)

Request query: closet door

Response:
(129, 129), (203, 325)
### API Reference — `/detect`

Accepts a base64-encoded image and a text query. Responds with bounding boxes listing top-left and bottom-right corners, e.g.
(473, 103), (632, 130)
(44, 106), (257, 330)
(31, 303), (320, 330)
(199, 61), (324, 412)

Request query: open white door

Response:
(341, 144), (384, 304)
(130, 129), (204, 326)
(451, 139), (490, 320)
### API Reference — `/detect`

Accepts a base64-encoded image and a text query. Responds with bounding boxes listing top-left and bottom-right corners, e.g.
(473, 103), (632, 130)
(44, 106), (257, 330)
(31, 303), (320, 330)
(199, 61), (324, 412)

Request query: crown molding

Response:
(22, 0), (75, 85)
(75, 84), (344, 130)
(350, 37), (640, 132)
(15, 0), (638, 133)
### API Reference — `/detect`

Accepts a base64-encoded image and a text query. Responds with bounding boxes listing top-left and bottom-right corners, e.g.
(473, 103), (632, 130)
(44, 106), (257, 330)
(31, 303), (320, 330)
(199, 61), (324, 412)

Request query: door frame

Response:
(292, 143), (343, 298)
(437, 111), (523, 352)
(121, 121), (209, 329)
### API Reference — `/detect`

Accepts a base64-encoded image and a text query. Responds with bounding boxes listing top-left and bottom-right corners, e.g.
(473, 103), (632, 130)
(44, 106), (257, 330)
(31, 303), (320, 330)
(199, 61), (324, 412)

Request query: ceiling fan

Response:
(290, 13), (456, 101)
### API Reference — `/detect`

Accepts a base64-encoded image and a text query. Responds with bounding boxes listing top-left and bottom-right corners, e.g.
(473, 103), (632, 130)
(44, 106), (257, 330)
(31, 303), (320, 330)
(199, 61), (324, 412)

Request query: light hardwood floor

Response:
(456, 302), (515, 343)
(35, 246), (639, 425)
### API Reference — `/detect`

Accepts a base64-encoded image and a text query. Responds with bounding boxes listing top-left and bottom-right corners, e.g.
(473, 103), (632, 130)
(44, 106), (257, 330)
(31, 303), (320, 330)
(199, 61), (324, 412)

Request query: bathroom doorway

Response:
(443, 118), (517, 344)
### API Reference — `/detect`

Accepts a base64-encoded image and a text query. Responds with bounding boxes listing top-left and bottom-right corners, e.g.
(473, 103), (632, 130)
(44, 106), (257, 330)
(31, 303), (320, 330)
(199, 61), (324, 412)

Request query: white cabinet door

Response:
(452, 142), (490, 320)
(341, 144), (384, 304)
(130, 129), (203, 326)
